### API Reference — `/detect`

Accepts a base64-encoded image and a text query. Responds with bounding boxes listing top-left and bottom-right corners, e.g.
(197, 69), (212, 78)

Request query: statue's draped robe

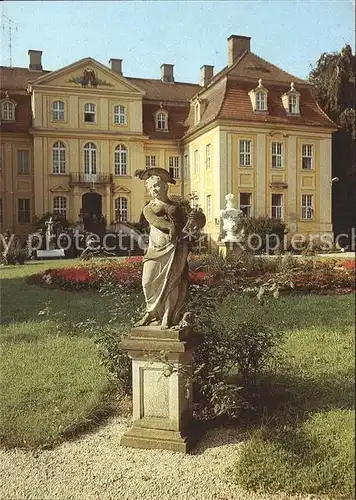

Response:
(142, 224), (189, 326)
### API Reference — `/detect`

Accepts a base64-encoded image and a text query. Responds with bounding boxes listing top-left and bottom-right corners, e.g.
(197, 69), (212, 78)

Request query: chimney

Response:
(160, 64), (174, 83)
(228, 35), (251, 66)
(109, 58), (123, 76)
(200, 65), (214, 86)
(28, 50), (43, 71)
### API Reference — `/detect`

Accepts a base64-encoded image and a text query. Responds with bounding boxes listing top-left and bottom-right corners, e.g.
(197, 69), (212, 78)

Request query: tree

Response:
(309, 45), (355, 238)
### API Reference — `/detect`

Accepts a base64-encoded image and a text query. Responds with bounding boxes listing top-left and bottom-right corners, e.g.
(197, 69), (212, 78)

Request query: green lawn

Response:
(0, 259), (140, 449)
(219, 295), (355, 499)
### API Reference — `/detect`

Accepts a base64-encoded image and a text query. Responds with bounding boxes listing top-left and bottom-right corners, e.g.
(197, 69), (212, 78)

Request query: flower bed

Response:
(28, 255), (355, 294)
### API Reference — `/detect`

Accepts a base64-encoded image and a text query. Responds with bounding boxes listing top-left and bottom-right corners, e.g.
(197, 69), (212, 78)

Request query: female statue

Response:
(134, 167), (205, 330)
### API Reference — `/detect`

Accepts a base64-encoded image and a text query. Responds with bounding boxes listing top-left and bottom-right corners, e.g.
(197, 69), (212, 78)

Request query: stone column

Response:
(120, 325), (201, 453)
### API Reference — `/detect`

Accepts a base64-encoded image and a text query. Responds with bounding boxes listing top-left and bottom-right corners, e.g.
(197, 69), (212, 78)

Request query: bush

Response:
(236, 216), (287, 254)
(1, 237), (29, 265)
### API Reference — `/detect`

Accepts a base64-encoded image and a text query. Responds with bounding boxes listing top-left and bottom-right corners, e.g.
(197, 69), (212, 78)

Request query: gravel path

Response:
(0, 417), (326, 500)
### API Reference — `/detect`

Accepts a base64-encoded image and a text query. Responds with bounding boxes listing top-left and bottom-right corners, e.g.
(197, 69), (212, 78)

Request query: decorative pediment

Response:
(50, 184), (70, 193)
(112, 184), (131, 194)
(29, 58), (145, 95)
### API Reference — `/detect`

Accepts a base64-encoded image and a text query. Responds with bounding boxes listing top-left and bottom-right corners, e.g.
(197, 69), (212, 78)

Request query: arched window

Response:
(52, 100), (65, 121)
(84, 142), (97, 174)
(53, 196), (67, 217)
(1, 101), (16, 121)
(84, 103), (96, 123)
(156, 111), (168, 130)
(114, 105), (126, 125)
(52, 141), (66, 174)
(115, 197), (128, 222)
(256, 91), (267, 111)
(114, 144), (128, 176)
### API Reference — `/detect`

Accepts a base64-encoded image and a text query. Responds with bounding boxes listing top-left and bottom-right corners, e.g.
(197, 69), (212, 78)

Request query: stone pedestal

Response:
(218, 241), (244, 258)
(119, 325), (202, 453)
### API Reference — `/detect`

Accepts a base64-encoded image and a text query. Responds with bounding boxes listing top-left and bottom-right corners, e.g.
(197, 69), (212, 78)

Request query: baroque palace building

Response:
(0, 35), (336, 242)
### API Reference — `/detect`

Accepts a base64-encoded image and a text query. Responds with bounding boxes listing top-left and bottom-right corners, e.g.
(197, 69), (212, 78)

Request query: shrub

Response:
(236, 216), (287, 254)
(1, 237), (29, 265)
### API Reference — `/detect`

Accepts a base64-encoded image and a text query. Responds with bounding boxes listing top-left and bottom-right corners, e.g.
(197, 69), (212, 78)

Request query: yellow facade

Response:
(1, 49), (335, 245)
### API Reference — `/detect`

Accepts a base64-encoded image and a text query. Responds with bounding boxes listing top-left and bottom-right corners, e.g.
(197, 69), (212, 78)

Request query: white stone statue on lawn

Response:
(134, 167), (206, 330)
(220, 193), (244, 243)
(45, 216), (55, 249)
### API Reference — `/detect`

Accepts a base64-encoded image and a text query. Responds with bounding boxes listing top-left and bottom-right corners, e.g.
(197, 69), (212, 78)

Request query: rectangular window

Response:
(169, 156), (180, 179)
(194, 149), (199, 173)
(205, 144), (211, 169)
(301, 194), (314, 220)
(206, 194), (212, 220)
(271, 194), (283, 218)
(18, 198), (31, 223)
(271, 142), (283, 168)
(239, 192), (252, 217)
(84, 103), (96, 123)
(302, 144), (313, 169)
(239, 140), (252, 167)
(289, 95), (298, 114)
(17, 150), (30, 175)
(114, 105), (126, 125)
(183, 153), (188, 177)
(145, 155), (156, 167)
(0, 198), (3, 223)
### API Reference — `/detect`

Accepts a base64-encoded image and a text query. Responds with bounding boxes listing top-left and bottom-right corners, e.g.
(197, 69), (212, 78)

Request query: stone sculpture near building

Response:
(220, 193), (244, 243)
(119, 167), (206, 453)
(45, 216), (55, 249)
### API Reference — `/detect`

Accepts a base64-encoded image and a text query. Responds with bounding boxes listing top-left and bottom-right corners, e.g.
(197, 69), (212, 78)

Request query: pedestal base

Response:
(218, 241), (244, 258)
(121, 420), (202, 453)
(119, 325), (202, 453)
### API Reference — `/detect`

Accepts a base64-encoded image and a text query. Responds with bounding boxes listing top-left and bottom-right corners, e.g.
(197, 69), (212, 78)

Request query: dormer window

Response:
(0, 99), (16, 121)
(249, 79), (268, 112)
(193, 100), (201, 125)
(156, 110), (168, 130)
(256, 91), (266, 111)
(282, 82), (300, 115)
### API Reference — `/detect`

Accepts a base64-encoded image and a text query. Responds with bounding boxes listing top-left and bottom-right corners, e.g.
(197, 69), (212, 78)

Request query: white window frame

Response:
(114, 105), (126, 125)
(53, 196), (67, 217)
(256, 91), (267, 111)
(145, 155), (156, 168)
(52, 100), (65, 121)
(168, 156), (180, 179)
(52, 141), (66, 174)
(239, 140), (252, 167)
(156, 111), (168, 130)
(115, 197), (128, 223)
(114, 144), (128, 176)
(1, 101), (16, 121)
(239, 192), (252, 217)
(302, 144), (314, 170)
(205, 144), (211, 169)
(271, 142), (283, 168)
(194, 149), (199, 173)
(301, 194), (314, 220)
(194, 102), (200, 125)
(17, 150), (30, 175)
(271, 193), (283, 218)
(289, 94), (299, 114)
(84, 142), (97, 174)
(84, 103), (96, 123)
(206, 194), (212, 220)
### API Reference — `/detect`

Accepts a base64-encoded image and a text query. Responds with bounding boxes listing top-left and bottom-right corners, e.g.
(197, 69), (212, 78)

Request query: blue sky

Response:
(1, 1), (354, 82)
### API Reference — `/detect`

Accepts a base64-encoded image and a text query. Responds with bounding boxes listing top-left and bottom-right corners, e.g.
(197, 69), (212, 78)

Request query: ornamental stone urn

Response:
(220, 194), (243, 243)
